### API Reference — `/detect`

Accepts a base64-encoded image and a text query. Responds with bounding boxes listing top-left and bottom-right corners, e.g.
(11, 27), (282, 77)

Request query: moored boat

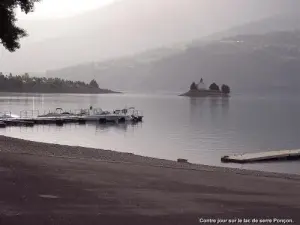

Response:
(82, 106), (143, 123)
(38, 108), (75, 118)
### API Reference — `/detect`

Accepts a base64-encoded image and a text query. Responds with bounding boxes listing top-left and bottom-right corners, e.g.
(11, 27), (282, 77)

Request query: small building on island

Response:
(197, 78), (206, 90)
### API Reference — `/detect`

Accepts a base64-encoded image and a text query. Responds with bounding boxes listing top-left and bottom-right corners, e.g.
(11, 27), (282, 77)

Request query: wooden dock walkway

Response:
(0, 116), (140, 128)
(0, 116), (137, 127)
(221, 149), (300, 163)
(0, 117), (81, 127)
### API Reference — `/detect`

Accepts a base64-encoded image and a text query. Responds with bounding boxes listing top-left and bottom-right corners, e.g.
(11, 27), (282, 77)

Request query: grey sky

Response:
(17, 0), (118, 19)
(5, 0), (300, 74)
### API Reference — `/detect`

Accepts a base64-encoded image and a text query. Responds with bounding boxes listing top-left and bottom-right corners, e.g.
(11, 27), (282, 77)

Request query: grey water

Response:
(0, 92), (300, 175)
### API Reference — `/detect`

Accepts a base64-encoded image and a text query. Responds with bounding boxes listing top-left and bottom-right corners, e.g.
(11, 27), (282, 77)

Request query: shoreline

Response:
(1, 135), (300, 180)
(0, 90), (122, 95)
(1, 135), (300, 224)
(179, 89), (230, 98)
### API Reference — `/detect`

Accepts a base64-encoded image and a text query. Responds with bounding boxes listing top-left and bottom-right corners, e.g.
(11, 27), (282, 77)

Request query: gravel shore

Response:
(0, 135), (300, 225)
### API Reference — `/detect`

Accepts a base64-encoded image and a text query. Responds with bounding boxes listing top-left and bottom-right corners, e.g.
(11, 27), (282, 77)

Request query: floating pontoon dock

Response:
(0, 108), (143, 128)
(221, 149), (300, 163)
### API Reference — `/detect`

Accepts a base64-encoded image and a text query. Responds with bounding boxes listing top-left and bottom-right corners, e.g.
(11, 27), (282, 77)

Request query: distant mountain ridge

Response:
(47, 29), (300, 94)
(202, 13), (300, 41)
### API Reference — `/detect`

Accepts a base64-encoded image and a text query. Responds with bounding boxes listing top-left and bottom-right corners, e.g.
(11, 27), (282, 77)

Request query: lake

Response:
(0, 92), (300, 175)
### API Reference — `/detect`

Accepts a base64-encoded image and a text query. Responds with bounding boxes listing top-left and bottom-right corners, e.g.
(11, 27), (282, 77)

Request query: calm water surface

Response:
(0, 92), (300, 175)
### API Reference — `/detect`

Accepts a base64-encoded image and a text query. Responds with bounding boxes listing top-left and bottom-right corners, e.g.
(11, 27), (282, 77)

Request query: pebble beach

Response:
(0, 135), (300, 225)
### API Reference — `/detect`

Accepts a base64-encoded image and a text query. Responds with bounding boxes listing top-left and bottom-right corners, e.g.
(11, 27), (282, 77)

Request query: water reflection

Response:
(13, 122), (143, 135)
(189, 97), (206, 118)
(221, 97), (229, 115)
(95, 122), (142, 133)
(189, 97), (206, 107)
(0, 95), (45, 105)
(0, 98), (22, 103)
(189, 97), (230, 122)
(209, 97), (219, 118)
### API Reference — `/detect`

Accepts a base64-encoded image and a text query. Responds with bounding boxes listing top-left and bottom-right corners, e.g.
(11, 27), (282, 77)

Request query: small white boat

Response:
(82, 108), (117, 122)
(38, 108), (75, 118)
(112, 107), (143, 122)
(82, 107), (143, 123)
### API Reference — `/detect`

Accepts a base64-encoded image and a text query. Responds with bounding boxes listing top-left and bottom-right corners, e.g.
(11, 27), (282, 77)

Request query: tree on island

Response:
(89, 79), (99, 89)
(221, 84), (231, 94)
(209, 83), (220, 91)
(0, 0), (40, 52)
(190, 82), (198, 90)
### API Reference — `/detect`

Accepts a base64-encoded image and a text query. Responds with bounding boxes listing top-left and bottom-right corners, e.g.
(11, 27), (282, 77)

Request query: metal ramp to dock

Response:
(221, 149), (300, 163)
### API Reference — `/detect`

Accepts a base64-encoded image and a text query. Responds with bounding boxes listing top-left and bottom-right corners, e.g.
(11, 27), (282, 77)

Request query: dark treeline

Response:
(0, 73), (116, 94)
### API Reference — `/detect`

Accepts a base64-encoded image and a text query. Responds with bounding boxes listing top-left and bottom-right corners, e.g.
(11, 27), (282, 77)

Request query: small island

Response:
(0, 73), (120, 94)
(179, 78), (230, 97)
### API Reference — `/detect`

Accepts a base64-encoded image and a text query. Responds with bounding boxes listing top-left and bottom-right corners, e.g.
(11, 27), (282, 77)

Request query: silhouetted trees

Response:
(0, 73), (110, 93)
(209, 83), (220, 91)
(0, 0), (40, 52)
(221, 84), (231, 94)
(189, 80), (230, 95)
(89, 79), (99, 88)
(190, 82), (197, 90)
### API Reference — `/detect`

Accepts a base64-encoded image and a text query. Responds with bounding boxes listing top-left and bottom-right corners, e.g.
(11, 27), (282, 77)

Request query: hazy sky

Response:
(17, 0), (117, 19)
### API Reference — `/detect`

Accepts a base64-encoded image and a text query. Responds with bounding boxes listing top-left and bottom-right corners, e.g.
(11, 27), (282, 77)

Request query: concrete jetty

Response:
(221, 149), (300, 163)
